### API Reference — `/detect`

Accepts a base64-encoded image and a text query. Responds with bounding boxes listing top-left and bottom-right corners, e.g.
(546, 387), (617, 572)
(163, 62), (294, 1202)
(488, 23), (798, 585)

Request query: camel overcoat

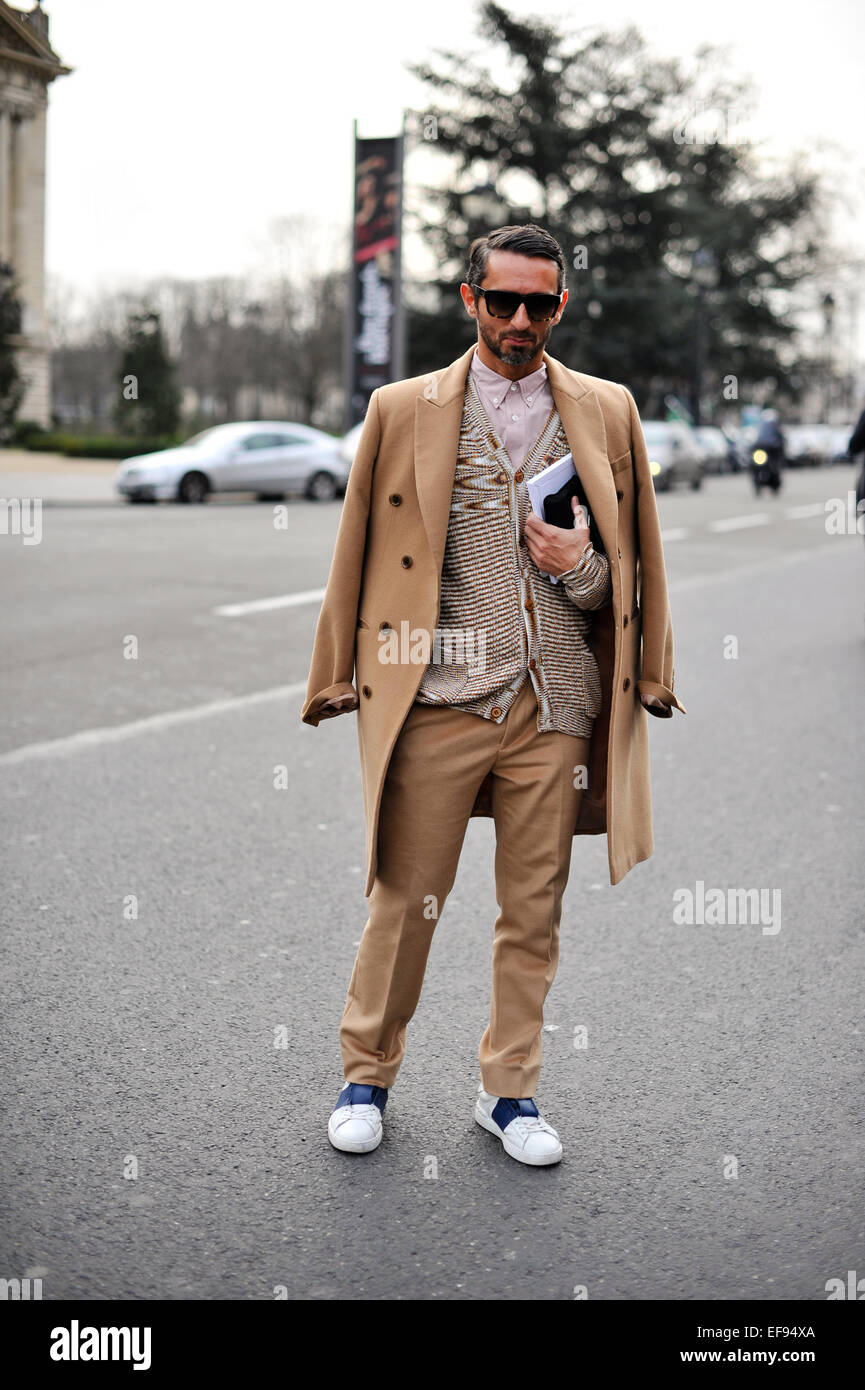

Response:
(301, 345), (686, 896)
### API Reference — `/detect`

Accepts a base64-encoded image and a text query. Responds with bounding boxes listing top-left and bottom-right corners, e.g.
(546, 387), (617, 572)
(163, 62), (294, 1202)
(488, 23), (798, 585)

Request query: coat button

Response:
(490, 706), (502, 718)
(389, 493), (402, 505)
(623, 613), (629, 628)
(623, 677), (631, 691)
(617, 547), (622, 558)
(401, 555), (412, 568)
(362, 685), (372, 698)
(616, 489), (624, 500)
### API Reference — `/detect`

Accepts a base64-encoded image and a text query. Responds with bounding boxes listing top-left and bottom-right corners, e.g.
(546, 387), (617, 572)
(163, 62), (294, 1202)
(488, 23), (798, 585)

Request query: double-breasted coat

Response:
(301, 345), (686, 896)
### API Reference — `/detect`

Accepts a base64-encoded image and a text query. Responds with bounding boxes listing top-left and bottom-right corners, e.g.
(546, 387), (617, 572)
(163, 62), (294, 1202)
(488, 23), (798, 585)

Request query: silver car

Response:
(114, 421), (348, 504)
(640, 421), (704, 491)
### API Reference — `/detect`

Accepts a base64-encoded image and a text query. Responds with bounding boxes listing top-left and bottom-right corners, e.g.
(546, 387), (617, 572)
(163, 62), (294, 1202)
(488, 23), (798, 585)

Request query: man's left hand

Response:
(524, 494), (590, 576)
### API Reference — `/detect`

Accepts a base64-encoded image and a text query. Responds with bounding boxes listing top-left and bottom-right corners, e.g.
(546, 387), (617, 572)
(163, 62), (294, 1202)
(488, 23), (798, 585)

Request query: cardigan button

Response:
(529, 658), (537, 670)
(514, 470), (524, 483)
(490, 706), (502, 718)
(401, 555), (413, 568)
(362, 685), (372, 698)
(389, 493), (402, 505)
(622, 677), (631, 691)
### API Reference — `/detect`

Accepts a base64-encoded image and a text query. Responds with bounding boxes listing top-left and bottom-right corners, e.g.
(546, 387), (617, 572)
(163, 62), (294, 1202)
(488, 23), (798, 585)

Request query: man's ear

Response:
(460, 282), (479, 320)
(554, 288), (569, 323)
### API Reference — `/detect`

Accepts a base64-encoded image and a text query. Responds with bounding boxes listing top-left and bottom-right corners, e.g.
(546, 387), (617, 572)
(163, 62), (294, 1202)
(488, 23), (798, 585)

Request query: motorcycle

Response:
(750, 443), (783, 494)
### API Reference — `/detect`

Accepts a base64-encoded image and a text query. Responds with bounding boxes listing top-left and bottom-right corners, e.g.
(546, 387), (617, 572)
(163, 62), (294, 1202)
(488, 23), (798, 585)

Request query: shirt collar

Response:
(470, 348), (549, 407)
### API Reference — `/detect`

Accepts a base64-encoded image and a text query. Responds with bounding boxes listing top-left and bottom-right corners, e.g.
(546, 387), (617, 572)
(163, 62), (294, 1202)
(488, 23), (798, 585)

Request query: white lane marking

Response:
(784, 503), (827, 520)
(211, 507), (827, 617)
(0, 542), (848, 769)
(707, 513), (771, 533)
(214, 588), (325, 617)
(0, 682), (309, 767)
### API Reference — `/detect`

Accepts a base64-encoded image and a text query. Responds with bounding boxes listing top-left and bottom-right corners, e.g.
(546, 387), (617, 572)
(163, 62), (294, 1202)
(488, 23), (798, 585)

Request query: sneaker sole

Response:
(474, 1102), (563, 1166)
(327, 1119), (383, 1154)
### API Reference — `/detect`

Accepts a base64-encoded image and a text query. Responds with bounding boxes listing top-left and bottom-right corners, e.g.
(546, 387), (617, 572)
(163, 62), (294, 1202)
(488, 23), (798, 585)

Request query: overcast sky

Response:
(39, 0), (865, 331)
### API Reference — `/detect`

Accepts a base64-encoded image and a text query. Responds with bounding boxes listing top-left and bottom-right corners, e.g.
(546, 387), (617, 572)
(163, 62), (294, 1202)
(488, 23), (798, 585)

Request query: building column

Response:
(0, 106), (12, 263)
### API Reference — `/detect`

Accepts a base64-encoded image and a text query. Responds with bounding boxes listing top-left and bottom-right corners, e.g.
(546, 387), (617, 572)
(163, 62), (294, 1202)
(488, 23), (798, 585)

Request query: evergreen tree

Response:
(406, 4), (825, 414)
(114, 309), (181, 437)
(0, 261), (26, 440)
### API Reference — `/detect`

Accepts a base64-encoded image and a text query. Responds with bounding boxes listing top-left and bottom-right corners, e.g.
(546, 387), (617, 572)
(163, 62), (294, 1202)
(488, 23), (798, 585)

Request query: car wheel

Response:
(690, 472), (703, 490)
(306, 471), (337, 502)
(178, 472), (209, 504)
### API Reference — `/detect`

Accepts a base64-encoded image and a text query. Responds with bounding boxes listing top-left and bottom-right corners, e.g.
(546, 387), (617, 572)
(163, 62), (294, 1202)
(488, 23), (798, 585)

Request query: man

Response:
(301, 224), (685, 1166)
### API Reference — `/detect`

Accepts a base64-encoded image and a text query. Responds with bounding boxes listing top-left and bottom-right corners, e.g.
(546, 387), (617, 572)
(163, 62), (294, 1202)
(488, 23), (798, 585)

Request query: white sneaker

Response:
(327, 1082), (388, 1154)
(475, 1084), (563, 1166)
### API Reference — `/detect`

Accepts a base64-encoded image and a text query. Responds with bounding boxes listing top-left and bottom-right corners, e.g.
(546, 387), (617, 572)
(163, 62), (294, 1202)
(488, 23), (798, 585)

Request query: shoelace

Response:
(512, 1116), (553, 1134)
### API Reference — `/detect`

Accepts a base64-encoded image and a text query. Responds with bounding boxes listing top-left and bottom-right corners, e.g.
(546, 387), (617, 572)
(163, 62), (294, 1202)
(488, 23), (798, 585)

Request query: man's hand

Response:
(524, 494), (590, 576)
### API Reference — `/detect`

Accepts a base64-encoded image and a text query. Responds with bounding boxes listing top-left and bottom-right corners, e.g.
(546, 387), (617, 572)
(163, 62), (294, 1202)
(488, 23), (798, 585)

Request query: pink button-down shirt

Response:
(469, 349), (554, 470)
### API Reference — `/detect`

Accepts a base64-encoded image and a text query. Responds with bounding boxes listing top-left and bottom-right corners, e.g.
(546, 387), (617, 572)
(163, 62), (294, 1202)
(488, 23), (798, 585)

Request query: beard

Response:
(478, 317), (553, 366)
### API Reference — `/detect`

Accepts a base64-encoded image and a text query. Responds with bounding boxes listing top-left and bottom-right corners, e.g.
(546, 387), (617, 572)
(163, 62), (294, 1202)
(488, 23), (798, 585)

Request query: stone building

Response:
(0, 2), (69, 427)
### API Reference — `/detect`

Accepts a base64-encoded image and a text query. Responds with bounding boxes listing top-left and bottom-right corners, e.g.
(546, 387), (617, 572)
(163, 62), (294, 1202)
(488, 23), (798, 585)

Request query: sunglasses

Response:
(470, 285), (563, 322)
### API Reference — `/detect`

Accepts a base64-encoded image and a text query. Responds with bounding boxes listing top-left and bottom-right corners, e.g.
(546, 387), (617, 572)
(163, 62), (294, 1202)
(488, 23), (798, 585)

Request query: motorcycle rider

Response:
(751, 407), (785, 492)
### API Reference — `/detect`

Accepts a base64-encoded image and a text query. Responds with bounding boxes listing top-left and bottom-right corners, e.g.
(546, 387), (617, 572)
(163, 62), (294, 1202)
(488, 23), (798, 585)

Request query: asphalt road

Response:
(1, 464), (863, 1301)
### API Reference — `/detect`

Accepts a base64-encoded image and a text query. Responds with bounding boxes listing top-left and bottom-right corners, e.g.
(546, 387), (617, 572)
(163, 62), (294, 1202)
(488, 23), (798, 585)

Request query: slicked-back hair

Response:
(467, 224), (567, 294)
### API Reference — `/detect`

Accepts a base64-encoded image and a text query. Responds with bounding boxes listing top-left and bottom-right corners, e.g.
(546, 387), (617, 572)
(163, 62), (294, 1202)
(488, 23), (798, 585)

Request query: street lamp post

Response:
(822, 291), (836, 423)
(691, 247), (719, 427)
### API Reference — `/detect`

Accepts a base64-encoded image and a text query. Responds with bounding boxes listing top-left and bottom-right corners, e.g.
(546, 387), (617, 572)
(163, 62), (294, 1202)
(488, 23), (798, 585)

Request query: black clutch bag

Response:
(543, 473), (606, 555)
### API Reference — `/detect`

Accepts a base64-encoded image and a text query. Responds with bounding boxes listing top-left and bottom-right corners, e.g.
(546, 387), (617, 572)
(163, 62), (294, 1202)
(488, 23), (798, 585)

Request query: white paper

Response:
(526, 452), (586, 585)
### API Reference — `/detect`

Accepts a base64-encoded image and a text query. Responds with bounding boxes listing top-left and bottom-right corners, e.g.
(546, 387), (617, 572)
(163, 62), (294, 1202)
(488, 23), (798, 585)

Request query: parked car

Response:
(815, 424), (854, 465)
(783, 425), (825, 468)
(339, 422), (364, 470)
(693, 426), (738, 475)
(114, 422), (348, 504)
(640, 421), (704, 491)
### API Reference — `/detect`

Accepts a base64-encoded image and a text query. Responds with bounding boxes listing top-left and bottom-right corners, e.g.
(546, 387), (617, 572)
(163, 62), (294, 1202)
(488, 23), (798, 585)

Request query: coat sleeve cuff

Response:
(300, 681), (358, 727)
(637, 679), (687, 716)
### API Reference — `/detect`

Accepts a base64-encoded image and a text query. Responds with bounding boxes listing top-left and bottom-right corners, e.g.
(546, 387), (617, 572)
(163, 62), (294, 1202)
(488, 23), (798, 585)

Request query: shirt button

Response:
(511, 414), (519, 421)
(493, 397), (499, 405)
(510, 384), (517, 392)
(526, 396), (533, 404)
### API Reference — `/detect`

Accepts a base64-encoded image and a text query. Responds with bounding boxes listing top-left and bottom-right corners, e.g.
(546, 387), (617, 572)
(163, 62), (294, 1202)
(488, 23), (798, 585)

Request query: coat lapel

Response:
(543, 354), (620, 564)
(413, 344), (619, 573)
(413, 344), (475, 573)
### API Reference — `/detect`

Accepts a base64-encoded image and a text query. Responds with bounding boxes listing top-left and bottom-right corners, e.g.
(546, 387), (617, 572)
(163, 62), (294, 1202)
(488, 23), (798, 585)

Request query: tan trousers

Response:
(340, 673), (590, 1098)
